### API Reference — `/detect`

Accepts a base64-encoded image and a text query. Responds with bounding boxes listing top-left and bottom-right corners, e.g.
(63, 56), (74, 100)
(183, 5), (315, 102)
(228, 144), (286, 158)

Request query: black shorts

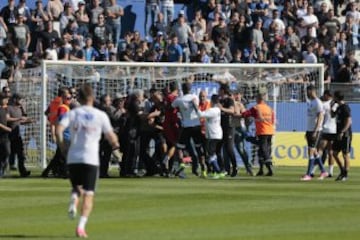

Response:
(68, 164), (98, 192)
(206, 139), (221, 156)
(176, 126), (203, 149)
(333, 135), (352, 154)
(306, 131), (321, 148)
(321, 133), (337, 142)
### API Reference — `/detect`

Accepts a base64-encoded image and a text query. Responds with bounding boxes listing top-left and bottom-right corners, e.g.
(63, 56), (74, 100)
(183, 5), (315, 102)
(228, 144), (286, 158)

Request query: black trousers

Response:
(258, 135), (272, 164)
(99, 139), (112, 177)
(9, 132), (27, 174)
(0, 138), (10, 176)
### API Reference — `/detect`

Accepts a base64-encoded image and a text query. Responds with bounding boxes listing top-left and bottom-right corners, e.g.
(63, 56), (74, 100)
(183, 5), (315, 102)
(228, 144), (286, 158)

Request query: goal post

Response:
(10, 61), (325, 168)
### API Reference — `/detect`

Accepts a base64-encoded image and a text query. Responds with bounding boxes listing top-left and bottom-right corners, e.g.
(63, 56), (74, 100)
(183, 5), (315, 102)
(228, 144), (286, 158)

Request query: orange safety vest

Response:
(254, 103), (274, 136)
(46, 97), (62, 125)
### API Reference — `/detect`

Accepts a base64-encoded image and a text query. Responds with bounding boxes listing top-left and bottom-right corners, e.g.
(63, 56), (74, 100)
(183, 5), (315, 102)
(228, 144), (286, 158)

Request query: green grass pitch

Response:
(0, 166), (360, 240)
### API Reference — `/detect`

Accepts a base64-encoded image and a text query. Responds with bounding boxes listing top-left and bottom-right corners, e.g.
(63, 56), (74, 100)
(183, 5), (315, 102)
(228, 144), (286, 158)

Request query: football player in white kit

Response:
(56, 84), (121, 238)
(301, 85), (328, 181)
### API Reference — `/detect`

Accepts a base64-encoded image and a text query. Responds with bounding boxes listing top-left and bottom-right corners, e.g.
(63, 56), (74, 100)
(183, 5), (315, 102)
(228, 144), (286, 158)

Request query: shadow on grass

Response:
(0, 234), (73, 239)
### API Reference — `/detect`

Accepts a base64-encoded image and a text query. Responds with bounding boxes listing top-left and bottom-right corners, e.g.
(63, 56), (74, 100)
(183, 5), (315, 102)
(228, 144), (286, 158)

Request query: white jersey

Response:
(59, 105), (113, 166)
(197, 107), (223, 140)
(322, 100), (337, 134)
(306, 97), (324, 132)
(172, 93), (200, 127)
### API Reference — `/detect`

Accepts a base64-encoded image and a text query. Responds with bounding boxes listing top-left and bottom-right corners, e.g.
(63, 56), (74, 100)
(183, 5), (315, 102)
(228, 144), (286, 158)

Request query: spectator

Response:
(211, 13), (229, 48)
(38, 21), (59, 57)
(93, 13), (112, 47)
(160, 0), (174, 26)
(323, 9), (341, 40)
(285, 26), (301, 52)
(328, 45), (343, 81)
(84, 37), (97, 61)
(31, 0), (49, 33)
(282, 0), (297, 27)
(17, 0), (31, 24)
(150, 12), (167, 38)
(151, 31), (166, 51)
(0, 0), (18, 33)
(171, 11), (193, 62)
(167, 35), (182, 62)
(191, 9), (206, 50)
(60, 2), (76, 33)
(251, 19), (264, 50)
(302, 5), (319, 38)
(11, 13), (30, 53)
(316, 1), (329, 25)
(47, 0), (64, 22)
(69, 38), (85, 61)
(214, 46), (229, 63)
(342, 14), (359, 52)
(105, 0), (123, 48)
(75, 1), (90, 38)
(89, 0), (104, 31)
(233, 13), (251, 51)
(336, 31), (349, 58)
(317, 25), (332, 50)
(145, 0), (160, 37)
(302, 43), (317, 63)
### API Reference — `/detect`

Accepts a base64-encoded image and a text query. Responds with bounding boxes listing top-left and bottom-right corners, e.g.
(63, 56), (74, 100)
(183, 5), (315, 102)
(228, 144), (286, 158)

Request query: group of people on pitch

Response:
(301, 86), (352, 181)
(43, 79), (276, 180)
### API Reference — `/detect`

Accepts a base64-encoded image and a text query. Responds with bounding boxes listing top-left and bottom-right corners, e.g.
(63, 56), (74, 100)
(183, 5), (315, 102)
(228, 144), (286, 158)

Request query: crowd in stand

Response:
(0, 0), (359, 84)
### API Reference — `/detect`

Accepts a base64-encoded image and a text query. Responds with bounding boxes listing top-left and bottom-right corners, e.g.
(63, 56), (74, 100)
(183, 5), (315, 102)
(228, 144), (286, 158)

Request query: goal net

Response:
(9, 62), (324, 168)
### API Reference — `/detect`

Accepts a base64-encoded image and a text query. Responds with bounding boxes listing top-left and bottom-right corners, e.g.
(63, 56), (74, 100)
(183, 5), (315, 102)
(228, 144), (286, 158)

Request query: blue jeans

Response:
(145, 4), (159, 36)
(108, 23), (121, 47)
(161, 5), (174, 26)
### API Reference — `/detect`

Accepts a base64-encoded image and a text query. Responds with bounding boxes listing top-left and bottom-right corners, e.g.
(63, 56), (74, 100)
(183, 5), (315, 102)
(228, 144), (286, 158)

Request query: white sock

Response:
(329, 165), (334, 175)
(311, 165), (318, 175)
(71, 193), (78, 201)
(162, 155), (169, 165)
(78, 216), (88, 230)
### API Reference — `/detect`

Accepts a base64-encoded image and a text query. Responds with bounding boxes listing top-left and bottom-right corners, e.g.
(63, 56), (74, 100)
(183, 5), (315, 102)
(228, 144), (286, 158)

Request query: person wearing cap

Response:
(17, 0), (31, 24)
(160, 0), (174, 26)
(7, 93), (32, 177)
(211, 12), (229, 47)
(11, 12), (30, 53)
(241, 92), (275, 177)
(75, 0), (90, 38)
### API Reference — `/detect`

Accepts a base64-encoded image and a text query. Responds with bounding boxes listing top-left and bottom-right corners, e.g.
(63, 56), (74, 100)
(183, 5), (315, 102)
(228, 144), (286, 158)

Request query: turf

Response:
(0, 166), (360, 240)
